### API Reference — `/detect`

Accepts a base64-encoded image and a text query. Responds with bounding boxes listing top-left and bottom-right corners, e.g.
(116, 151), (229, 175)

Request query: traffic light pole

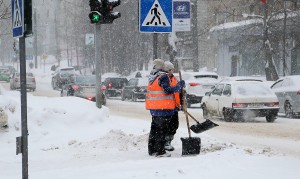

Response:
(95, 24), (102, 108)
(19, 36), (29, 179)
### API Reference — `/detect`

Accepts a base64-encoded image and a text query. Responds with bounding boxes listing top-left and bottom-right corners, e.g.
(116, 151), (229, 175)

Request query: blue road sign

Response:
(173, 0), (191, 31)
(139, 0), (172, 33)
(26, 55), (34, 60)
(12, 0), (24, 38)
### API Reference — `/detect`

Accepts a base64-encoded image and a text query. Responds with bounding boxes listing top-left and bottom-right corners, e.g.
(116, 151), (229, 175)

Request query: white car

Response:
(271, 75), (300, 118)
(201, 81), (279, 122)
(179, 71), (220, 107)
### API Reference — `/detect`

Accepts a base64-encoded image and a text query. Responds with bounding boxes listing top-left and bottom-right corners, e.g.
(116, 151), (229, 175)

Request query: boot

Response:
(156, 151), (171, 157)
(164, 135), (175, 151)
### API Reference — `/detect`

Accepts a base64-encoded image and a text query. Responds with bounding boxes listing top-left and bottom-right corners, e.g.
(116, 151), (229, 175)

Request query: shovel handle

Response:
(186, 111), (200, 124)
(179, 71), (192, 138)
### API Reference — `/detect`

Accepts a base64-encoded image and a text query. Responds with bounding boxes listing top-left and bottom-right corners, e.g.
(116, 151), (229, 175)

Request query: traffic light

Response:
(88, 0), (121, 24)
(89, 0), (102, 24)
(24, 0), (32, 35)
(101, 0), (121, 24)
(89, 11), (102, 23)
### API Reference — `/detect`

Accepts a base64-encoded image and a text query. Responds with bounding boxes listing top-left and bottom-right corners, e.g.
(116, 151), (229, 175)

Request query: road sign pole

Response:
(19, 36), (29, 179)
(153, 33), (158, 59)
(95, 24), (102, 108)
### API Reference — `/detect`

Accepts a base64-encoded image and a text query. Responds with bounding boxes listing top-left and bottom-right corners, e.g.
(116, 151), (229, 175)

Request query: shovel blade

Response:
(181, 137), (201, 156)
(190, 119), (219, 134)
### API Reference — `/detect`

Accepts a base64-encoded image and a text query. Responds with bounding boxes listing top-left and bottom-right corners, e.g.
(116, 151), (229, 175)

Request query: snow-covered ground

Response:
(1, 62), (300, 179)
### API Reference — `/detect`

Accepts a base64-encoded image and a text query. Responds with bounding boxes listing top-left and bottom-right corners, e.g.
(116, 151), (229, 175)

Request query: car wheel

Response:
(285, 102), (294, 118)
(202, 104), (209, 119)
(223, 108), (232, 122)
(266, 115), (276, 122)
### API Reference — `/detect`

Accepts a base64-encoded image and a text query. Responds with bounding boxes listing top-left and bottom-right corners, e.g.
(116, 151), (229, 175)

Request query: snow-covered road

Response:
(2, 80), (300, 157)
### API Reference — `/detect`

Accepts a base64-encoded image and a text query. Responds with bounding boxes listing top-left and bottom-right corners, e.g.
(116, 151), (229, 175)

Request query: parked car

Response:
(61, 75), (106, 105)
(10, 72), (36, 91)
(121, 77), (148, 101)
(51, 67), (76, 90)
(0, 68), (11, 82)
(103, 77), (128, 98)
(0, 66), (15, 76)
(201, 81), (279, 122)
(178, 71), (220, 107)
(271, 75), (300, 118)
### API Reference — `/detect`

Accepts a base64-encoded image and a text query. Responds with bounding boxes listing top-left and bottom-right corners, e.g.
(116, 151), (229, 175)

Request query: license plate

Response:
(248, 103), (263, 108)
(83, 88), (95, 93)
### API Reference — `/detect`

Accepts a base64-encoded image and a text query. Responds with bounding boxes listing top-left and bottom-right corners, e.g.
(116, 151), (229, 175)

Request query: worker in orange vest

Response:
(163, 61), (181, 152)
(146, 60), (185, 157)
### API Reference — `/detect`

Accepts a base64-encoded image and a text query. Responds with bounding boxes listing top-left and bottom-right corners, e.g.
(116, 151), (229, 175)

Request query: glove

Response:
(178, 80), (185, 88)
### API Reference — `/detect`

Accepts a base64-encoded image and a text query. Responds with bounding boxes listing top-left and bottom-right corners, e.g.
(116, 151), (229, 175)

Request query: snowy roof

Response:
(210, 18), (262, 32)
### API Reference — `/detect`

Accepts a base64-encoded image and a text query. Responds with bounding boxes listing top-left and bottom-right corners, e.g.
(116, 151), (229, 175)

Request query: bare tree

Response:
(0, 0), (10, 20)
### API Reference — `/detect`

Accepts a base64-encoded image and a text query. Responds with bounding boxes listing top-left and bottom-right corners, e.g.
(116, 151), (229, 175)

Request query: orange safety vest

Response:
(146, 74), (180, 110)
(170, 76), (181, 108)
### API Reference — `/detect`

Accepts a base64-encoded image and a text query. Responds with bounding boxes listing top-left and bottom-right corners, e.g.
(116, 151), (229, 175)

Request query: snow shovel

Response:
(187, 111), (219, 134)
(179, 71), (201, 156)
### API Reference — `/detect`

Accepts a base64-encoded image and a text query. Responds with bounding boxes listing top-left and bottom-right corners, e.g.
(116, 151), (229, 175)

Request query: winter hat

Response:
(164, 61), (174, 71)
(153, 59), (164, 70)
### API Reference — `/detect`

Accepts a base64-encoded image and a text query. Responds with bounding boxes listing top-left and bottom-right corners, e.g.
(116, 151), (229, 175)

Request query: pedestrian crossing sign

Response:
(12, 0), (24, 38)
(139, 0), (172, 33)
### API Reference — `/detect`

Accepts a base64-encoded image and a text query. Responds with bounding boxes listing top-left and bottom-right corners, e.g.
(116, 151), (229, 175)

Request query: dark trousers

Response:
(166, 112), (179, 136)
(148, 116), (172, 155)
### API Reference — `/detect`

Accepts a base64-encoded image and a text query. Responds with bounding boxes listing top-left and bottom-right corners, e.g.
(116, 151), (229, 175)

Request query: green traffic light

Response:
(93, 14), (100, 22)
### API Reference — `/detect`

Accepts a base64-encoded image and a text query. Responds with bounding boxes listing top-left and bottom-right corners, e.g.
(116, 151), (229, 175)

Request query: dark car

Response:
(121, 77), (148, 101)
(51, 67), (76, 90)
(61, 75), (106, 105)
(103, 77), (128, 98)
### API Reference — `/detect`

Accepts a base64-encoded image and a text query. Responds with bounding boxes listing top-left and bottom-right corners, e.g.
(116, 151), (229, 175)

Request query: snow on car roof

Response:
(220, 76), (266, 82)
(277, 75), (300, 89)
(286, 75), (300, 82)
(234, 83), (274, 96)
(174, 71), (219, 81)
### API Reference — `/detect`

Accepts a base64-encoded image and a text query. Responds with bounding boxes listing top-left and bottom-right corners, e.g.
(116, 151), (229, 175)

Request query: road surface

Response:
(2, 81), (300, 157)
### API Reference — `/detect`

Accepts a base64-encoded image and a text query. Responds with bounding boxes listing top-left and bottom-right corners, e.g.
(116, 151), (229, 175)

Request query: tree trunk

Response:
(265, 46), (279, 81)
